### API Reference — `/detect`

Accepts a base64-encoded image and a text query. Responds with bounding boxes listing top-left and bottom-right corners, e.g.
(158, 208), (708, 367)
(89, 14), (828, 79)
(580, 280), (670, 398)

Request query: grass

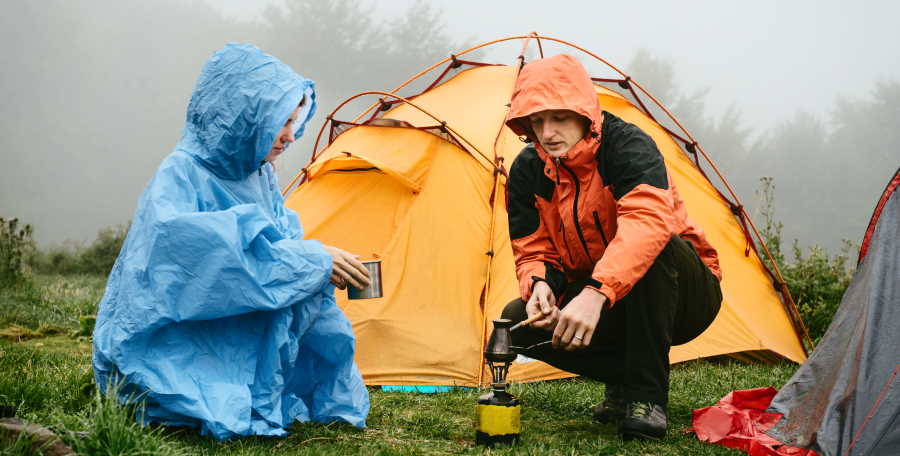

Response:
(55, 386), (189, 456)
(0, 274), (104, 331)
(0, 429), (38, 456)
(0, 274), (798, 455)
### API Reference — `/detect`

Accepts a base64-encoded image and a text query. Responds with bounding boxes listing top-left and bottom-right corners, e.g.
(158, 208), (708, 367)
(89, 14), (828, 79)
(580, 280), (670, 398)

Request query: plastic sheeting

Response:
(765, 168), (900, 456)
(690, 387), (818, 456)
(92, 43), (369, 440)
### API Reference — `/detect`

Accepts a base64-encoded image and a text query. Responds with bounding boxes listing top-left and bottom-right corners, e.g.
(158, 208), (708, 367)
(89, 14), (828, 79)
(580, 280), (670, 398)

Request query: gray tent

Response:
(767, 167), (900, 456)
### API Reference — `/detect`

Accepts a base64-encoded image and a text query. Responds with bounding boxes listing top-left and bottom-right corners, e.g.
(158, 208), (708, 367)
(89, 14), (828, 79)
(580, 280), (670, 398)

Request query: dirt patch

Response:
(0, 324), (64, 341)
(0, 332), (92, 356)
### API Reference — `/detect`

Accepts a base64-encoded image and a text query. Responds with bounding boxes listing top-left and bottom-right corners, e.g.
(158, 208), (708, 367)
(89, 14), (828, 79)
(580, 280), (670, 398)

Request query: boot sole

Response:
(619, 431), (665, 442)
(619, 429), (665, 441)
(592, 411), (625, 424)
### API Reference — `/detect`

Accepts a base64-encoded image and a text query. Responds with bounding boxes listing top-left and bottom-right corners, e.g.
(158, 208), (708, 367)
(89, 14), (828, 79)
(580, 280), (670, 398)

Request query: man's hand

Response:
(525, 281), (558, 331)
(323, 245), (371, 290)
(552, 288), (606, 351)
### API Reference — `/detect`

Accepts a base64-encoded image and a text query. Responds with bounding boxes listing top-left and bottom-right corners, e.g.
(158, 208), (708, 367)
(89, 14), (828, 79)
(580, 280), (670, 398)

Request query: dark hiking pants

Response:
(501, 236), (722, 406)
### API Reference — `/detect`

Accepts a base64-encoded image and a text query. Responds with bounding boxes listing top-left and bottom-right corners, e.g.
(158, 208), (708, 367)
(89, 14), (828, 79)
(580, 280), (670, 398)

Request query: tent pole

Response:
(283, 33), (813, 353)
(476, 41), (536, 386)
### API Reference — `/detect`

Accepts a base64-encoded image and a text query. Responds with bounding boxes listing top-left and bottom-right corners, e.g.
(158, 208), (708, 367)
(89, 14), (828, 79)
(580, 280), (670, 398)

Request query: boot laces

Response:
(630, 401), (654, 418)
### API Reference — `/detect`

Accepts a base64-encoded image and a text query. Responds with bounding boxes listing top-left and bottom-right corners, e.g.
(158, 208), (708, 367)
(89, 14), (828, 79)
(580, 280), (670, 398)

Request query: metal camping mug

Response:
(348, 260), (383, 300)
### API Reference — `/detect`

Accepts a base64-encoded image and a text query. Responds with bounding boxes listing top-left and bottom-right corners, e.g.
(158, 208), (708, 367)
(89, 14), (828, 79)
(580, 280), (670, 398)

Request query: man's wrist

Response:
(579, 287), (607, 307)
(531, 278), (551, 293)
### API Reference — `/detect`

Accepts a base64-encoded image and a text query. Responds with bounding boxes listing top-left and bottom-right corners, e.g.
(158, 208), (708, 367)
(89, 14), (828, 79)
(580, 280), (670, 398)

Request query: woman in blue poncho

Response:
(92, 43), (371, 440)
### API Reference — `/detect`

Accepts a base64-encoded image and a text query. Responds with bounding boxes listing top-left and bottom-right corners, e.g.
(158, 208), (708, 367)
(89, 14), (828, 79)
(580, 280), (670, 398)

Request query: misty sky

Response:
(222, 0), (900, 128)
(2, 0), (899, 247)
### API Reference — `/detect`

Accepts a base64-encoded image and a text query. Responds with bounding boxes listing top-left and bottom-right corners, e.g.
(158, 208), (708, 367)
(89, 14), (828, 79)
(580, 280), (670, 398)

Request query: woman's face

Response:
(265, 99), (306, 164)
(528, 109), (588, 157)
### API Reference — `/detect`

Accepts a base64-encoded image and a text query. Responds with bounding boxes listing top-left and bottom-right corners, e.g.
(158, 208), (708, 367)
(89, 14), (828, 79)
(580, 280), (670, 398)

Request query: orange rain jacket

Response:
(505, 55), (721, 306)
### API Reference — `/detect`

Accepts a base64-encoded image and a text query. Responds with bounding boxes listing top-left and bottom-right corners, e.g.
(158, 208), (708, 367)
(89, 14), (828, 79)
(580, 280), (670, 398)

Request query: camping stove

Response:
(475, 318), (521, 446)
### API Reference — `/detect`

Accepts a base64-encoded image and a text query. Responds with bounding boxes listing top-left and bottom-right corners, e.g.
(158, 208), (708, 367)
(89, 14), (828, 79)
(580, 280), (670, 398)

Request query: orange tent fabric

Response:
(284, 39), (807, 387)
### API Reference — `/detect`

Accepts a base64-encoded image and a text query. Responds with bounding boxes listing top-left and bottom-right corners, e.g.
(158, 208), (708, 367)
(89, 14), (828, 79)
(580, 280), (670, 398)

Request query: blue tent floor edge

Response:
(379, 385), (473, 393)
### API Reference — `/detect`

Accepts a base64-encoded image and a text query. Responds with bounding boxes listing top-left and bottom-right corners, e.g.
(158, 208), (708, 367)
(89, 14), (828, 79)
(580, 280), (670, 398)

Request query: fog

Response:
(1, 0), (898, 253)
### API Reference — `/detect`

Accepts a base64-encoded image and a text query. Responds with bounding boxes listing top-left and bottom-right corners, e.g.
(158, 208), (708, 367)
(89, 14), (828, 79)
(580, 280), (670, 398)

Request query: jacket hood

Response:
(505, 54), (602, 142)
(182, 43), (316, 180)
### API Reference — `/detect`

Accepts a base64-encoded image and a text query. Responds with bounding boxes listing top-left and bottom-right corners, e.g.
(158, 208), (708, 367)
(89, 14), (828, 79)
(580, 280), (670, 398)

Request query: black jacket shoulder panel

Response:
(510, 146), (555, 202)
(597, 111), (669, 200)
(508, 146), (555, 239)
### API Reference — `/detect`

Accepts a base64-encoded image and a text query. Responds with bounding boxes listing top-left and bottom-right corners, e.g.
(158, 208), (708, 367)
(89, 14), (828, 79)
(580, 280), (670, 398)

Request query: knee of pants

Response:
(499, 298), (539, 348)
(501, 298), (528, 323)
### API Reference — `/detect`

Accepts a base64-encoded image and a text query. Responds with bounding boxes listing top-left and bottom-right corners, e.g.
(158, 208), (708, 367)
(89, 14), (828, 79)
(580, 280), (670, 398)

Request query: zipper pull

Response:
(554, 157), (561, 185)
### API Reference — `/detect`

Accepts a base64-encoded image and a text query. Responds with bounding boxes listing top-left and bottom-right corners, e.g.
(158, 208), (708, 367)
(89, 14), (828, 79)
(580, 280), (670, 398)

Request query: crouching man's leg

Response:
(608, 236), (721, 440)
(500, 236), (721, 440)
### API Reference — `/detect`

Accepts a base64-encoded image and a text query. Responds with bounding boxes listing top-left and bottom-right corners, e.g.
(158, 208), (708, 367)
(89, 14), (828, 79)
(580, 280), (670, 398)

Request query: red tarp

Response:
(690, 387), (818, 456)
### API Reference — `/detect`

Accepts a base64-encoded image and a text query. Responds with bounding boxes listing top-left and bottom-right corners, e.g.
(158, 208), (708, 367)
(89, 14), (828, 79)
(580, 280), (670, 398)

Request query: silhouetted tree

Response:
(2, 0), (468, 245)
(259, 0), (469, 104)
(626, 49), (898, 252)
(626, 50), (753, 201)
(750, 112), (830, 244)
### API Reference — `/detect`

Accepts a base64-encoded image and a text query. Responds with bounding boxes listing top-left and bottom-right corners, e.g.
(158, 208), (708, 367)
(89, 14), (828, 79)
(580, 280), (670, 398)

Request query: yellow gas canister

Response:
(476, 318), (521, 446)
(475, 387), (520, 445)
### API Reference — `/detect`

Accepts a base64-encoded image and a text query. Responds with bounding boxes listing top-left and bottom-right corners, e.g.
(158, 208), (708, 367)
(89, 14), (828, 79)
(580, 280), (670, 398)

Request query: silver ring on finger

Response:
(573, 335), (583, 341)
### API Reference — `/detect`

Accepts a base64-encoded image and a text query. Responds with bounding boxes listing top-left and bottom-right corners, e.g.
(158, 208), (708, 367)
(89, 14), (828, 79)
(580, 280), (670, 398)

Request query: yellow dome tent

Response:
(283, 35), (809, 387)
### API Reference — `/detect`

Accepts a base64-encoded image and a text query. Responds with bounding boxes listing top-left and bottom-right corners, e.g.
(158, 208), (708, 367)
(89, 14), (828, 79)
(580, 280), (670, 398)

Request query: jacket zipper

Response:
(554, 157), (576, 265)
(592, 210), (609, 247)
(554, 157), (561, 185)
(558, 160), (594, 263)
(558, 221), (576, 264)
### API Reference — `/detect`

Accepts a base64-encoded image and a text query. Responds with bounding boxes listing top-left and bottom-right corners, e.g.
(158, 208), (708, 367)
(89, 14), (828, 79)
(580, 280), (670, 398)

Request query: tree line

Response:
(626, 50), (898, 252)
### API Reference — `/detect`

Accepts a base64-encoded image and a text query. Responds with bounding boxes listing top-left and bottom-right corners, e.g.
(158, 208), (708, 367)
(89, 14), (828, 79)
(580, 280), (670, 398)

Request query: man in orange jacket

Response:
(502, 54), (723, 440)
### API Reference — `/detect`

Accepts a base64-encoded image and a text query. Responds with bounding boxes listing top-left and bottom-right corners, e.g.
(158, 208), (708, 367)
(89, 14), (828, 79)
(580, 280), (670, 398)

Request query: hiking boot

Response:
(592, 383), (627, 424)
(618, 401), (667, 441)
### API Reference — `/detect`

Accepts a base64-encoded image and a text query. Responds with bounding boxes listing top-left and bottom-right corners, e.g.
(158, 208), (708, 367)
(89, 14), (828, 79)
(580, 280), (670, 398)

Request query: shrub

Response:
(0, 217), (34, 288)
(756, 178), (855, 344)
(79, 224), (129, 275)
(29, 223), (129, 276)
(783, 242), (854, 344)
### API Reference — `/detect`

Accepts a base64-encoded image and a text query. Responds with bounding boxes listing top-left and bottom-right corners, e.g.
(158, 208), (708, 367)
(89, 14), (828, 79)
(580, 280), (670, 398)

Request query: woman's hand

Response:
(525, 281), (559, 331)
(323, 245), (371, 290)
(330, 273), (347, 290)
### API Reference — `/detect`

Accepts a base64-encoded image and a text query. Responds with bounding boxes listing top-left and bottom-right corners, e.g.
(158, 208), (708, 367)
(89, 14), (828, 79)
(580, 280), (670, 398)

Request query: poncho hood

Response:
(183, 43), (316, 180)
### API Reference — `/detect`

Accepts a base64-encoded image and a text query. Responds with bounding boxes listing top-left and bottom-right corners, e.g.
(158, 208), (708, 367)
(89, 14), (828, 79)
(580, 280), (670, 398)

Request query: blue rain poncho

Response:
(92, 43), (369, 440)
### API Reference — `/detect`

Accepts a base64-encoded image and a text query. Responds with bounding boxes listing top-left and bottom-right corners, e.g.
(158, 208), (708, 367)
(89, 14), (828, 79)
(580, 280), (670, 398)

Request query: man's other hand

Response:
(323, 245), (371, 290)
(552, 288), (606, 351)
(525, 281), (558, 331)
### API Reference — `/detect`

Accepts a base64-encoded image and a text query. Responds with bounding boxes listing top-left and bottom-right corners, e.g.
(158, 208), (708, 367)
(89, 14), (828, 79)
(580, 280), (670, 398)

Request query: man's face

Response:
(265, 102), (304, 164)
(528, 109), (588, 157)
